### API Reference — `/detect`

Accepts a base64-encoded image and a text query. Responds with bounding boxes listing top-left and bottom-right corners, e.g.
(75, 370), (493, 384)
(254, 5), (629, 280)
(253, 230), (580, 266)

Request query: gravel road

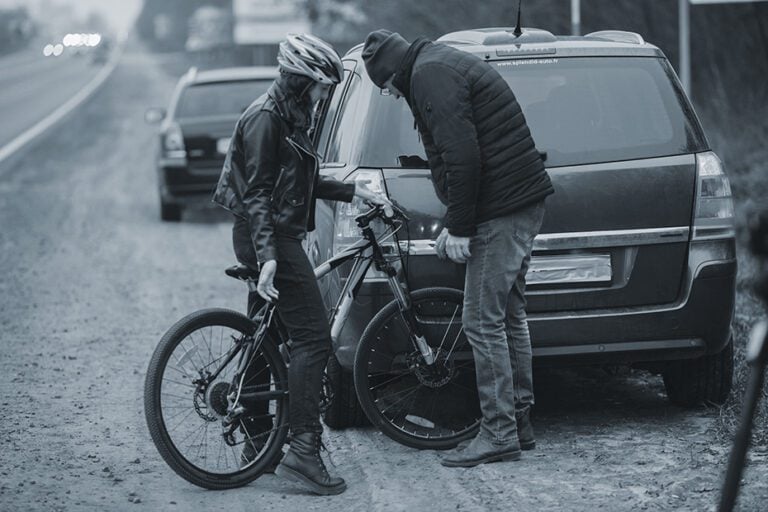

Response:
(0, 40), (766, 512)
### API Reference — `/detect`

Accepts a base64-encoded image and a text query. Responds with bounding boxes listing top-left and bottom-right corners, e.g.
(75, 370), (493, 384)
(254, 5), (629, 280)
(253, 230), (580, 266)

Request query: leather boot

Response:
(516, 407), (535, 451)
(275, 433), (346, 495)
(441, 434), (521, 468)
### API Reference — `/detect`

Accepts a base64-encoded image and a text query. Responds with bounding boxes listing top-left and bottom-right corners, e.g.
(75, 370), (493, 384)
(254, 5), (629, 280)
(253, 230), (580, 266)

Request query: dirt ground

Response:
(1, 40), (766, 512)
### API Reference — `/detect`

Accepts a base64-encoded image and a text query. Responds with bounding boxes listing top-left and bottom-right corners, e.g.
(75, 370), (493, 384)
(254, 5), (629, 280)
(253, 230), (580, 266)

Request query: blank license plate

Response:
(527, 254), (612, 285)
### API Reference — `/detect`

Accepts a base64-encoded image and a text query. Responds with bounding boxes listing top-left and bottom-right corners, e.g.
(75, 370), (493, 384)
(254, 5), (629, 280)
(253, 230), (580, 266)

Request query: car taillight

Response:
(163, 121), (187, 159)
(692, 152), (735, 240)
(333, 169), (394, 281)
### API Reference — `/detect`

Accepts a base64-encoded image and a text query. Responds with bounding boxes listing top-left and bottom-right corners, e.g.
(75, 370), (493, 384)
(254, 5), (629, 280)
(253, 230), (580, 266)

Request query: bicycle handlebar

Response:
(356, 202), (409, 227)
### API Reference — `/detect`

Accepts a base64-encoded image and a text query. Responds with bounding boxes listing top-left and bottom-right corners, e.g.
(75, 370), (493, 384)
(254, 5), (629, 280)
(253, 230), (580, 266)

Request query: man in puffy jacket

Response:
(363, 29), (554, 467)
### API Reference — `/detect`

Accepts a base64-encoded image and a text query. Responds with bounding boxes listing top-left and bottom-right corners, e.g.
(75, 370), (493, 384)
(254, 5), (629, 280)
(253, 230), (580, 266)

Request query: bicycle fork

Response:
(389, 276), (436, 365)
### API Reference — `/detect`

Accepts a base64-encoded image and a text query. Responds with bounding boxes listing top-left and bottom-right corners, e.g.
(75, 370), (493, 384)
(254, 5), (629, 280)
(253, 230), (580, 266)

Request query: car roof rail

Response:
(585, 30), (645, 45)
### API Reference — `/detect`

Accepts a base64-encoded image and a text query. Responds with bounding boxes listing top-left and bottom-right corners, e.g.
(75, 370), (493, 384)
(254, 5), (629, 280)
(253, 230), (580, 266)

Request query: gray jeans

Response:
(462, 200), (546, 444)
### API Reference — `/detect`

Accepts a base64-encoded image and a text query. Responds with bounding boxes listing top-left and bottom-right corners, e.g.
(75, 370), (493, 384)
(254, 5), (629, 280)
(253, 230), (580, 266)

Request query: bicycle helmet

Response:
(277, 33), (343, 85)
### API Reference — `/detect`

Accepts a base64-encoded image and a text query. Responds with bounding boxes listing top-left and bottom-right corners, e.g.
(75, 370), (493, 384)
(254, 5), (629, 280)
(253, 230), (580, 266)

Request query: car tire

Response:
(662, 335), (734, 406)
(160, 200), (182, 222)
(322, 353), (368, 429)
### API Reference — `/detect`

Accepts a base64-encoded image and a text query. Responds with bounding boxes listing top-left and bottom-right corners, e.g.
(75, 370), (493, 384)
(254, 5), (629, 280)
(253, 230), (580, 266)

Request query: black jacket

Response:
(399, 41), (554, 236)
(213, 81), (355, 264)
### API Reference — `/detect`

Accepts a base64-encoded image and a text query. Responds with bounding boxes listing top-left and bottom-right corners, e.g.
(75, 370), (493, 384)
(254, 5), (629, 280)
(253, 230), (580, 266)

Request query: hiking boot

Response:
(275, 433), (346, 495)
(516, 407), (535, 451)
(441, 435), (521, 468)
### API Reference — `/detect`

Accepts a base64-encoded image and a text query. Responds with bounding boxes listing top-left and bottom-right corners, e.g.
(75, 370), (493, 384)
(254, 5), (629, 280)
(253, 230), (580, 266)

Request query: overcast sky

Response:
(0, 0), (142, 33)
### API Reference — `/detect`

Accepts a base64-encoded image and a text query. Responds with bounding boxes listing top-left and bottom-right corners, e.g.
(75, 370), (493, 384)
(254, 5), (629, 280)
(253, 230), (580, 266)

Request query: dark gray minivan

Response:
(309, 28), (736, 427)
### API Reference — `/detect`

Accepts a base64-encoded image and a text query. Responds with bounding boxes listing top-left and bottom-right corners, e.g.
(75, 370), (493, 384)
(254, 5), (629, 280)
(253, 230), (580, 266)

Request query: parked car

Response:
(311, 28), (737, 427)
(145, 66), (278, 221)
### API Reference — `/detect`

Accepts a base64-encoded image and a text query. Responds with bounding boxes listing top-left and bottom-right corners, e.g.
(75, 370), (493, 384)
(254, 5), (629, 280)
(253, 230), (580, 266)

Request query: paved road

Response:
(0, 43), (101, 150)
(0, 41), (766, 512)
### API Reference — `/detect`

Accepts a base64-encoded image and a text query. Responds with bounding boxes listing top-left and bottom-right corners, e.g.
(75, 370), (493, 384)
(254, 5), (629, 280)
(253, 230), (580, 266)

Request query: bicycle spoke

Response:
(368, 371), (410, 391)
(242, 360), (270, 387)
(379, 385), (422, 415)
(162, 377), (195, 388)
(166, 408), (198, 432)
(445, 325), (465, 362)
(436, 305), (460, 354)
(179, 420), (207, 450)
(166, 363), (195, 380)
(216, 431), (224, 470)
(446, 379), (476, 394)
(161, 391), (194, 401)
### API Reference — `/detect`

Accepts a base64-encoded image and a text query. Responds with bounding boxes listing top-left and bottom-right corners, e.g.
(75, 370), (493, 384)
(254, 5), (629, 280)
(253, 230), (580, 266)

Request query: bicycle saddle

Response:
(225, 265), (259, 281)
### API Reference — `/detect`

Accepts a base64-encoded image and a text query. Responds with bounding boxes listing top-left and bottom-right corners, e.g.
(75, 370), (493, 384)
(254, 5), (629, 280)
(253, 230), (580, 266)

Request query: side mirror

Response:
(145, 107), (166, 125)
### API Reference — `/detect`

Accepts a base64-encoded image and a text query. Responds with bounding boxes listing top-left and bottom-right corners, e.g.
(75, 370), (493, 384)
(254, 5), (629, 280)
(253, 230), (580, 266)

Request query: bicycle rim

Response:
(355, 288), (480, 449)
(145, 309), (288, 488)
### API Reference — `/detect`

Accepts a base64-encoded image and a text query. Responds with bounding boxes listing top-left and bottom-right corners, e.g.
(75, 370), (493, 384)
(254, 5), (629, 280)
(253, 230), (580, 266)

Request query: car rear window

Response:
(349, 57), (706, 168)
(175, 80), (271, 119)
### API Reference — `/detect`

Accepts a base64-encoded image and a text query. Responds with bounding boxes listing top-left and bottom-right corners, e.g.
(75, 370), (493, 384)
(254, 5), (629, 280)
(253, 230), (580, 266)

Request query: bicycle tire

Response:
(144, 308), (288, 489)
(354, 287), (480, 450)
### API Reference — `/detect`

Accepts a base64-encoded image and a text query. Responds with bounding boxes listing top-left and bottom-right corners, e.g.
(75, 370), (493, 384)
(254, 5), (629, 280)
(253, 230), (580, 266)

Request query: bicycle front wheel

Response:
(144, 308), (288, 489)
(354, 287), (480, 450)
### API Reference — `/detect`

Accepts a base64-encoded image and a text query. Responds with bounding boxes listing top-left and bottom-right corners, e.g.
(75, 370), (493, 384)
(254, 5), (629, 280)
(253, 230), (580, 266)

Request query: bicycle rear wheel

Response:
(354, 287), (480, 450)
(144, 308), (288, 489)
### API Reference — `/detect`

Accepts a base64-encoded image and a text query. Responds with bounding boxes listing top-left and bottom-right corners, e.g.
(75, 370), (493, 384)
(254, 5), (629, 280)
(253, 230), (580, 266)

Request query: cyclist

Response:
(213, 33), (391, 495)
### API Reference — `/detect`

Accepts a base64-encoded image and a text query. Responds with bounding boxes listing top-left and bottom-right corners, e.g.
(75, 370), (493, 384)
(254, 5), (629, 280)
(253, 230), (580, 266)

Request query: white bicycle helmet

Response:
(277, 33), (343, 85)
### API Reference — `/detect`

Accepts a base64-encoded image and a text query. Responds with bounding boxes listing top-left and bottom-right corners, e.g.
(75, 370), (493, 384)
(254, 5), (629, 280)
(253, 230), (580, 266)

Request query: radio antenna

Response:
(513, 0), (523, 37)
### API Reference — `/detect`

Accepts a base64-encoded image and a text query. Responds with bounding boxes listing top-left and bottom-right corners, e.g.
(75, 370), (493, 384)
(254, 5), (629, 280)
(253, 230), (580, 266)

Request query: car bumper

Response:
(333, 257), (736, 370)
(158, 160), (221, 203)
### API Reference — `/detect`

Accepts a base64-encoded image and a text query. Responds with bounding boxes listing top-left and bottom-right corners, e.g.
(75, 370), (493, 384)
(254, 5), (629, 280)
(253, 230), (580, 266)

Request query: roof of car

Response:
(184, 66), (279, 85)
(345, 28), (665, 61)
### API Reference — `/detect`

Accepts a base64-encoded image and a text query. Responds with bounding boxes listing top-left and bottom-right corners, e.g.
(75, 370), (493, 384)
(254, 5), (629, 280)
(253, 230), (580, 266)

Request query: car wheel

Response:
(662, 335), (734, 406)
(322, 354), (368, 429)
(160, 200), (182, 222)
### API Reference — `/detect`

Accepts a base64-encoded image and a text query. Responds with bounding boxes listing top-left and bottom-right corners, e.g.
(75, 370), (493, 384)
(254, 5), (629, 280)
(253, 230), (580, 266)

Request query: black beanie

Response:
(362, 30), (410, 88)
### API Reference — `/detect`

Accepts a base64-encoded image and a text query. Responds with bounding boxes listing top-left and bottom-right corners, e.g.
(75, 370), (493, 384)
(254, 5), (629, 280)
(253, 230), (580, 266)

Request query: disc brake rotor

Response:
(407, 349), (454, 388)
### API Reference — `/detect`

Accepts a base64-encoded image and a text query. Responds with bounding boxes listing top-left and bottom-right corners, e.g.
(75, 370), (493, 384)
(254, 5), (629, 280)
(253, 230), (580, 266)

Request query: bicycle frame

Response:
(316, 218), (436, 365)
(216, 208), (438, 428)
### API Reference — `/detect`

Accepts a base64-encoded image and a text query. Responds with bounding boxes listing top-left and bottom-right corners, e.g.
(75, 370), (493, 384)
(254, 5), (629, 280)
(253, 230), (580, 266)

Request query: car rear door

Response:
(354, 55), (709, 311)
(174, 79), (272, 174)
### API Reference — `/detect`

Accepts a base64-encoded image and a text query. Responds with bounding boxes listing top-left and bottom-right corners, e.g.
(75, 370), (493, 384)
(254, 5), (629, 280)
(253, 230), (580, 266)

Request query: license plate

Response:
(527, 254), (612, 285)
(216, 137), (231, 155)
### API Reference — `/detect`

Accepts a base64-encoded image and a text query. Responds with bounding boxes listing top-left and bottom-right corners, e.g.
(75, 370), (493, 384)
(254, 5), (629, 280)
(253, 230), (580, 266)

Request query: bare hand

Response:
(257, 260), (279, 302)
(355, 180), (393, 216)
(445, 233), (471, 264)
(435, 228), (449, 260)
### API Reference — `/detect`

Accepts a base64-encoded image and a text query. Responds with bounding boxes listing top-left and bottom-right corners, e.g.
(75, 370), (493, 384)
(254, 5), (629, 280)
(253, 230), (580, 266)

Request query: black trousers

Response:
(233, 217), (331, 435)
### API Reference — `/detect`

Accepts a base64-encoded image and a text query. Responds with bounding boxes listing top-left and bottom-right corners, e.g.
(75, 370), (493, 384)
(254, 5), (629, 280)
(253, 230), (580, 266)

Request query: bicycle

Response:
(144, 203), (480, 489)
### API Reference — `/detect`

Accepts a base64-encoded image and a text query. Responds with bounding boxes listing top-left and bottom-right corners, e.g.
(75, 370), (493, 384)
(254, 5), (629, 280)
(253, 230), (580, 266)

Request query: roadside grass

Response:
(713, 281), (767, 446)
(707, 110), (768, 446)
